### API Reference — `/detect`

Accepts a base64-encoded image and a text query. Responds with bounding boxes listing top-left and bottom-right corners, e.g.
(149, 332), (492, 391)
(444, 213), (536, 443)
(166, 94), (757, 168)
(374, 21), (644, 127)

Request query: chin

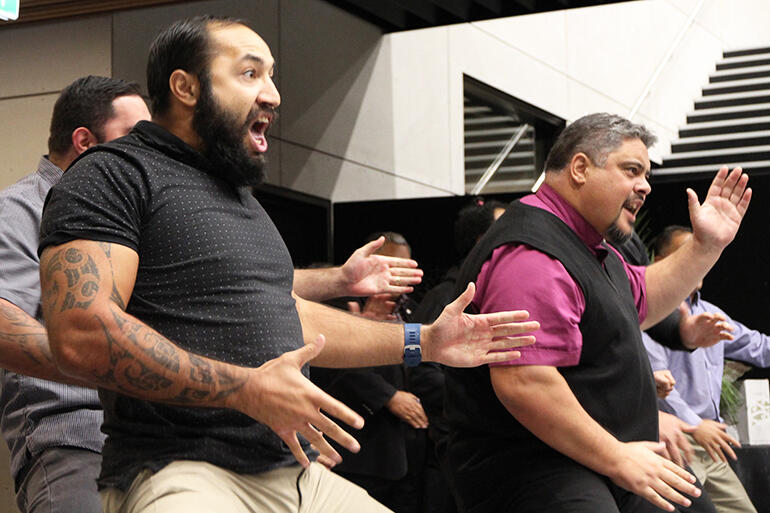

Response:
(606, 223), (633, 245)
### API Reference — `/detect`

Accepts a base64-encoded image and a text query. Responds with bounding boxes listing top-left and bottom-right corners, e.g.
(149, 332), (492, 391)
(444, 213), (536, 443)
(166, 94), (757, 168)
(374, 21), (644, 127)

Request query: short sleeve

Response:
(475, 243), (585, 367)
(0, 193), (43, 317)
(39, 149), (148, 255)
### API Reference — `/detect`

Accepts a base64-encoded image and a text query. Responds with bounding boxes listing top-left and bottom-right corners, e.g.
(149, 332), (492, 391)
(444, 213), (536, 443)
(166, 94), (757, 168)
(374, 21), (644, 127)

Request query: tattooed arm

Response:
(39, 239), (363, 467)
(0, 298), (94, 386)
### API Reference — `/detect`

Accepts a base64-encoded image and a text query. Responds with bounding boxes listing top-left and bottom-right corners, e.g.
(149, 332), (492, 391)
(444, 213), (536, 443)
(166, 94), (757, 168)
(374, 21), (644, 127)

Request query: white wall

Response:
(366, 0), (770, 201)
(0, 15), (112, 188)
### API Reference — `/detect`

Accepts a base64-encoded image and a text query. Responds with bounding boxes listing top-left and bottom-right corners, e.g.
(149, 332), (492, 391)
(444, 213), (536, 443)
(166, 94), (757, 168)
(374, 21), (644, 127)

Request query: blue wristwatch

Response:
(403, 323), (422, 367)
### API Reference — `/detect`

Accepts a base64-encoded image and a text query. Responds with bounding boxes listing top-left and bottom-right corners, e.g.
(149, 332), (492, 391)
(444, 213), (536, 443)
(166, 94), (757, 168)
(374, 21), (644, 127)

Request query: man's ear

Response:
(568, 152), (591, 186)
(168, 69), (199, 108)
(71, 127), (98, 154)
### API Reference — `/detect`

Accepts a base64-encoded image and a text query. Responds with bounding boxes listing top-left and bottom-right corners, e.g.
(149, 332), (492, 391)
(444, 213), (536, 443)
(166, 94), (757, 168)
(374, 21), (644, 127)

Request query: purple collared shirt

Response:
(474, 183), (648, 367)
(644, 292), (770, 425)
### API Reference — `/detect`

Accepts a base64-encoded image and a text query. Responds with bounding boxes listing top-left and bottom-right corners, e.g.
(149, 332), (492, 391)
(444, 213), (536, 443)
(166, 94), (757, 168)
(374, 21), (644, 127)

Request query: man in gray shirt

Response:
(0, 75), (150, 513)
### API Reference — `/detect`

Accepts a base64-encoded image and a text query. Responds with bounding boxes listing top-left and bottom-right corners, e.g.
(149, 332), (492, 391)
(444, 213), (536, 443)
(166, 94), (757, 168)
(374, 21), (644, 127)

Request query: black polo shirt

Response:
(40, 121), (308, 490)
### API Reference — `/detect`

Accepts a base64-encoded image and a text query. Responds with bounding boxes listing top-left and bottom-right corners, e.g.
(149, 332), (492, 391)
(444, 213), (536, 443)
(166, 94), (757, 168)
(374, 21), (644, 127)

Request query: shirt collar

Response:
(534, 183), (608, 260)
(131, 120), (214, 172)
(37, 156), (63, 186)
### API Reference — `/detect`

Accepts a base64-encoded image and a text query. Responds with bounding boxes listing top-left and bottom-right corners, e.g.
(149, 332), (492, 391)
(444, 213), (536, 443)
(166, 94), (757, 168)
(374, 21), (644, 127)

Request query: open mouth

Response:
(622, 199), (644, 221)
(249, 113), (273, 153)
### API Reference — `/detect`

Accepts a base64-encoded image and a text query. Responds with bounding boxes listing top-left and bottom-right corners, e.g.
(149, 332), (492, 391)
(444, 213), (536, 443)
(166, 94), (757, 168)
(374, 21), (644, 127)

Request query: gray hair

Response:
(544, 113), (657, 172)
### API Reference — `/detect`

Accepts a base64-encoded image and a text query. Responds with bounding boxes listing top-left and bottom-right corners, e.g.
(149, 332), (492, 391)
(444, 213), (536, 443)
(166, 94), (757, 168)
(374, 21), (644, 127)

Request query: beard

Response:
(605, 196), (642, 245)
(606, 221), (633, 245)
(192, 75), (270, 187)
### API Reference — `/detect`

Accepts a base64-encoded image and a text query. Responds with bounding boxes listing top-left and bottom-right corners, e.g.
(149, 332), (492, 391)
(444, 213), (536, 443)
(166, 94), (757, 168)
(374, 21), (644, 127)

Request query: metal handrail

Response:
(471, 123), (529, 195)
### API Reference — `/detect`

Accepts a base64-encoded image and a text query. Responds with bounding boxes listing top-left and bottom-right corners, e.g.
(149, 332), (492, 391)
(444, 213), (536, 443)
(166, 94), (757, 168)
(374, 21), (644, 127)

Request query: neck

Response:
(153, 106), (202, 151)
(543, 172), (606, 236)
(47, 150), (77, 172)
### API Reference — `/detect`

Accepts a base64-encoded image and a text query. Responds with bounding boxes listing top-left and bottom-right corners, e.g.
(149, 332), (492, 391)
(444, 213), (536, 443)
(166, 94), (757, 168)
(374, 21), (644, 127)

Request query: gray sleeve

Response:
(0, 191), (43, 318)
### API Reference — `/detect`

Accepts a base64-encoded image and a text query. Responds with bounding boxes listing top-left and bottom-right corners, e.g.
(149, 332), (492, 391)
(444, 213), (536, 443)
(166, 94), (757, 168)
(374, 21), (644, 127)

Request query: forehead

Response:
(669, 231), (692, 251)
(606, 137), (651, 168)
(208, 23), (274, 67)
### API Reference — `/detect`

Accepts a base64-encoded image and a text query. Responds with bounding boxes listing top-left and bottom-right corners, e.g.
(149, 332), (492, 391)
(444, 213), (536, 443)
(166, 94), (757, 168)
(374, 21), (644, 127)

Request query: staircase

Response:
(657, 46), (770, 179)
(463, 95), (537, 194)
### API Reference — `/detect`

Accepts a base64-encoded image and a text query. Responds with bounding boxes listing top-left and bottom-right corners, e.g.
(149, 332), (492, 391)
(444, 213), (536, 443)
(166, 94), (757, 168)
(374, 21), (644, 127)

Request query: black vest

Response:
(445, 200), (658, 446)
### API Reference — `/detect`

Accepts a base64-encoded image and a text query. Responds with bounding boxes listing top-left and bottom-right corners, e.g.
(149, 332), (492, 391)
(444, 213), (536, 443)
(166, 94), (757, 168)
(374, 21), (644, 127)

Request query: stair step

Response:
(465, 127), (530, 138)
(678, 116), (770, 137)
(465, 151), (534, 164)
(716, 55), (770, 71)
(671, 130), (770, 152)
(709, 65), (770, 83)
(464, 116), (522, 125)
(694, 90), (770, 109)
(702, 77), (770, 96)
(687, 103), (770, 123)
(464, 138), (534, 150)
(663, 145), (770, 167)
(653, 160), (770, 178)
(724, 47), (770, 58)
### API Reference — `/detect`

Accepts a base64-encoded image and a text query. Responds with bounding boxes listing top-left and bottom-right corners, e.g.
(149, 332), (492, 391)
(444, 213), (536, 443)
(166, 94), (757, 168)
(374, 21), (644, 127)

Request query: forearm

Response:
(48, 301), (249, 408)
(643, 238), (720, 329)
(293, 268), (346, 302)
(40, 240), (249, 408)
(296, 293), (409, 367)
(0, 298), (92, 387)
(490, 365), (624, 477)
(646, 310), (687, 351)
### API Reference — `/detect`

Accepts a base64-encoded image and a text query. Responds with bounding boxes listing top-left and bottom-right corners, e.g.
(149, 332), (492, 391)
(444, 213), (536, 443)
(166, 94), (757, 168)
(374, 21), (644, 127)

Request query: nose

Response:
(258, 76), (280, 109)
(636, 175), (651, 197)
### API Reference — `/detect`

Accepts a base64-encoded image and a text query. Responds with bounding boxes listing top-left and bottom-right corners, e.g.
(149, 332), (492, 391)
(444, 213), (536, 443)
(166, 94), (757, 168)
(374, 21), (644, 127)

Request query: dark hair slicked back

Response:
(544, 112), (657, 173)
(653, 225), (692, 257)
(47, 75), (141, 155)
(146, 15), (246, 116)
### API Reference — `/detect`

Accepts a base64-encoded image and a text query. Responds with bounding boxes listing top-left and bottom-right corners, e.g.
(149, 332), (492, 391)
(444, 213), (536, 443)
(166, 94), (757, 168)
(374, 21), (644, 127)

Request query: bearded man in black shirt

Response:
(37, 15), (538, 513)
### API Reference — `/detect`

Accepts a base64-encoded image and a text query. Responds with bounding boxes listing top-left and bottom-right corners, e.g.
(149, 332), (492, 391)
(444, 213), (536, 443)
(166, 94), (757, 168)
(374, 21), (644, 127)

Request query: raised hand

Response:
(693, 419), (740, 463)
(342, 237), (423, 297)
(688, 166), (751, 253)
(236, 334), (364, 468)
(679, 302), (734, 349)
(658, 411), (696, 467)
(423, 282), (539, 367)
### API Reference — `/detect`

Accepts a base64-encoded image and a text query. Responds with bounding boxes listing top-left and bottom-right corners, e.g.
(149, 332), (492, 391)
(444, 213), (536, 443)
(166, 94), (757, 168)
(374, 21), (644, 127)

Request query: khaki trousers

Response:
(101, 461), (393, 513)
(686, 434), (756, 513)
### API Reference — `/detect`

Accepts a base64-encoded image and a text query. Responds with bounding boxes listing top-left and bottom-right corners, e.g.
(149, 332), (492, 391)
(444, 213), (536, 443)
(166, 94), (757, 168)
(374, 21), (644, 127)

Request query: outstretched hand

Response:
(688, 166), (751, 253)
(679, 302), (734, 349)
(239, 335), (364, 468)
(423, 282), (539, 367)
(342, 237), (423, 297)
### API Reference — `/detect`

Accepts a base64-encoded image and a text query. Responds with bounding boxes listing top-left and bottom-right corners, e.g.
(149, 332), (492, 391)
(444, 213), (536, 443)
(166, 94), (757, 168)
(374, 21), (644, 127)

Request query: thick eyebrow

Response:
(242, 53), (275, 74)
(620, 158), (650, 178)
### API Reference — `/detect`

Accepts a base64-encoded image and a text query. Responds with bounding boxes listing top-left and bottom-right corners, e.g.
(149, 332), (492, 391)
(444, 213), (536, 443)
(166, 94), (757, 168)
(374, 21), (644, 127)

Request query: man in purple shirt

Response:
(444, 112), (751, 513)
(645, 225), (766, 513)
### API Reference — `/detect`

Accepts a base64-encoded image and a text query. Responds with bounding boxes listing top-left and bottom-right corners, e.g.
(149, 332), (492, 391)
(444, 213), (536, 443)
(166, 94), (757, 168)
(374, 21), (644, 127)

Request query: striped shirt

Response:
(0, 156), (103, 480)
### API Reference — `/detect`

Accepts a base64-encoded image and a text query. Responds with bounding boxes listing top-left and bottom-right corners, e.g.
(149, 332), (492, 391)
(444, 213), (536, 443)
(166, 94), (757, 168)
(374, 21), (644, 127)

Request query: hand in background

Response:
(386, 390), (428, 429)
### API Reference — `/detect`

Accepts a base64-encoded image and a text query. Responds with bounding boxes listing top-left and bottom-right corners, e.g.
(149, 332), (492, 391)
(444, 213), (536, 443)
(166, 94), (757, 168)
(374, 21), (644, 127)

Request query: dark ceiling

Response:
(322, 0), (635, 32)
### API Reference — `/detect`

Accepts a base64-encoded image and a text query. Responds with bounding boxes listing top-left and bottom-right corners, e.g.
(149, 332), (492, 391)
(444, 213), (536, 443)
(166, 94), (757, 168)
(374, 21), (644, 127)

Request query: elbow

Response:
(46, 310), (104, 380)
